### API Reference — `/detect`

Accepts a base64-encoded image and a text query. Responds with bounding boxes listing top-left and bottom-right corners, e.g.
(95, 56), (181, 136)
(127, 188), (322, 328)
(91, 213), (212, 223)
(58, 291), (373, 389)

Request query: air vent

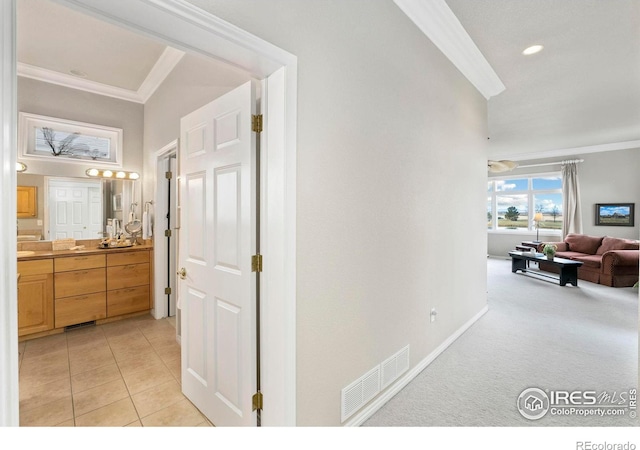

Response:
(340, 345), (411, 422)
(64, 321), (95, 331)
(381, 345), (410, 390)
(341, 366), (380, 422)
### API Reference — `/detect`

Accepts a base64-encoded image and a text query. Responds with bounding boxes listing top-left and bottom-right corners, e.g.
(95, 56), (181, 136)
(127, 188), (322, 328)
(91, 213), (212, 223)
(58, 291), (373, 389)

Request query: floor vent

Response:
(64, 321), (96, 331)
(381, 345), (410, 390)
(341, 366), (380, 422)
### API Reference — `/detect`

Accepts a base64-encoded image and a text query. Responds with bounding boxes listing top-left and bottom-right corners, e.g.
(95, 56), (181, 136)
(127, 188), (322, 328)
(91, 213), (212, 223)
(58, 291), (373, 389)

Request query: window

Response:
(487, 173), (562, 232)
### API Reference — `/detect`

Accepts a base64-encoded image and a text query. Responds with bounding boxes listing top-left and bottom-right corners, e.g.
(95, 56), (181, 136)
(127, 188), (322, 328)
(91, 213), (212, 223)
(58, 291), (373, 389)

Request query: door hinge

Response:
(251, 254), (263, 272)
(165, 171), (173, 179)
(252, 114), (263, 133)
(164, 287), (172, 295)
(252, 391), (263, 411)
(165, 229), (172, 237)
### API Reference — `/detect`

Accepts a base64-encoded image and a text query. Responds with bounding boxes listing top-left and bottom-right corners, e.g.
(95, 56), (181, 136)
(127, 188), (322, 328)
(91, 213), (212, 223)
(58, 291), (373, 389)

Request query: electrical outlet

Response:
(37, 220), (43, 226)
(430, 308), (437, 323)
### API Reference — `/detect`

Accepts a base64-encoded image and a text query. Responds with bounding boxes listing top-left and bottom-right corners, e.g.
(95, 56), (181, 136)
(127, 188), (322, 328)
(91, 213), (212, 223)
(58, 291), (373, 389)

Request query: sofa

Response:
(536, 233), (639, 287)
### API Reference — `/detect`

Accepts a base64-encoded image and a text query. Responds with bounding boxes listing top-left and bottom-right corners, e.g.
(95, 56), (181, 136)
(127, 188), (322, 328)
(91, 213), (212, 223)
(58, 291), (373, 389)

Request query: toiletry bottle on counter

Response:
(106, 219), (113, 238)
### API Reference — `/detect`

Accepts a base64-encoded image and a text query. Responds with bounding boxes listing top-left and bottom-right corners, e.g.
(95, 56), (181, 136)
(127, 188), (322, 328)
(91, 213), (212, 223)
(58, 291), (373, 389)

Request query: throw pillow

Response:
(596, 236), (640, 254)
(565, 234), (604, 255)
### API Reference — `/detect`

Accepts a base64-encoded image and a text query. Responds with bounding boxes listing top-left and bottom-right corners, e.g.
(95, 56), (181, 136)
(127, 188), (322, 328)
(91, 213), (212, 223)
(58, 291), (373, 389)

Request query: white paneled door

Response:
(179, 81), (258, 426)
(47, 179), (102, 240)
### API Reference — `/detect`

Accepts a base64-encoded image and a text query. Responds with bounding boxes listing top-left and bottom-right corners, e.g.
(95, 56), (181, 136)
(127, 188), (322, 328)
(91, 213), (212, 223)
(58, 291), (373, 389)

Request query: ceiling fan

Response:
(487, 160), (518, 173)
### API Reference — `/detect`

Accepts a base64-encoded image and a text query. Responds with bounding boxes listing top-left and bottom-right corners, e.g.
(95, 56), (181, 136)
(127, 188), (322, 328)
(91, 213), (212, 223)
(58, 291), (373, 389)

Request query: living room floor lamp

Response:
(534, 212), (544, 242)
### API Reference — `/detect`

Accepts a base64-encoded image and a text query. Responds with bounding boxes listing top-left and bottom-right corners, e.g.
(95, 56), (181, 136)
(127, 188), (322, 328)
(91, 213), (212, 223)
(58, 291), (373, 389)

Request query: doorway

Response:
(153, 141), (178, 324)
(1, 0), (297, 426)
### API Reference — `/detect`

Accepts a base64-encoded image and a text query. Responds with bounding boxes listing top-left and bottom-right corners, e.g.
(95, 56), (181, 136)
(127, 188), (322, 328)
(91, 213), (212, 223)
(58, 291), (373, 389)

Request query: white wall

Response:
(488, 148), (640, 256)
(579, 148), (639, 239)
(142, 52), (251, 204)
(187, 0), (489, 426)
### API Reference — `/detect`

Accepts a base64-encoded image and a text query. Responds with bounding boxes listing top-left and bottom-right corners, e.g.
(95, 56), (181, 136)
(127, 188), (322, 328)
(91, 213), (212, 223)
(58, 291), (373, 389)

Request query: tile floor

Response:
(18, 314), (213, 427)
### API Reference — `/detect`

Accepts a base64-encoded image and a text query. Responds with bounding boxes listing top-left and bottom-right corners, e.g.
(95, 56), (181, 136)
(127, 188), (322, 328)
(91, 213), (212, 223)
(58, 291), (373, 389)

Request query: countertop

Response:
(17, 241), (153, 261)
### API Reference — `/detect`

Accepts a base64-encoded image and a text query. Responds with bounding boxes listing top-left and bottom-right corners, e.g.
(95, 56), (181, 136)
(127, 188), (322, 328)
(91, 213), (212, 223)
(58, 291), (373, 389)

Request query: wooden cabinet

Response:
(17, 185), (37, 218)
(106, 250), (150, 317)
(54, 254), (106, 328)
(17, 259), (54, 336)
(18, 247), (153, 338)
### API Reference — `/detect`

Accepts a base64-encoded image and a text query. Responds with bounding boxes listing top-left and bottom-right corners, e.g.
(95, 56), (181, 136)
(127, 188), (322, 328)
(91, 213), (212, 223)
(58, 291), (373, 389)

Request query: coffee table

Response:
(508, 251), (584, 286)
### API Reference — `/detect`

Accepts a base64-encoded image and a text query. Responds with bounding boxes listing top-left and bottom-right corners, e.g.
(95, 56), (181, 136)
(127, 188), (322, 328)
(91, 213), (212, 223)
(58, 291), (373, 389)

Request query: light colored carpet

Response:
(363, 256), (638, 426)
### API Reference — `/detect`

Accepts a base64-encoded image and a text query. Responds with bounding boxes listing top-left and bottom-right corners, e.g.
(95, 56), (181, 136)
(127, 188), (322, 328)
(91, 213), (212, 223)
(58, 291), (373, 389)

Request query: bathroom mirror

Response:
(17, 172), (139, 241)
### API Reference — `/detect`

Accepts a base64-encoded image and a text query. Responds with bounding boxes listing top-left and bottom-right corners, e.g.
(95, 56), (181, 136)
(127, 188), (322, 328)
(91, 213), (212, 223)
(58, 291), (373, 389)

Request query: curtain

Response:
(562, 162), (583, 238)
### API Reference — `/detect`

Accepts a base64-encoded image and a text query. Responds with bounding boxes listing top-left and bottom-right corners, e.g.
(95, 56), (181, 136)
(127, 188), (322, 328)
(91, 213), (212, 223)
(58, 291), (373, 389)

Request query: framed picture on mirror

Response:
(113, 193), (123, 212)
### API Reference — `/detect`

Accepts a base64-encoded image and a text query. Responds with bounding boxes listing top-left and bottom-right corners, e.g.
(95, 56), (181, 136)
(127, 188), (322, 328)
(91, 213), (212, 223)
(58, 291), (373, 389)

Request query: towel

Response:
(142, 211), (152, 239)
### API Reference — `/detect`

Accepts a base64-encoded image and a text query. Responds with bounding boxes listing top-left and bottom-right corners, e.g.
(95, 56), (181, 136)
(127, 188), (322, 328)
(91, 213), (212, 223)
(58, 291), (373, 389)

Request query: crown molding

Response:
(17, 47), (184, 104)
(394, 0), (505, 100)
(494, 140), (640, 162)
(57, 0), (294, 75)
(137, 46), (185, 102)
(17, 62), (144, 102)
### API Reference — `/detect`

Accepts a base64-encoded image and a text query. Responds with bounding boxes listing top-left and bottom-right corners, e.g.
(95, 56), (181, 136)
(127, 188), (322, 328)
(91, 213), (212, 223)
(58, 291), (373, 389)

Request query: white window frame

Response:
(487, 171), (563, 236)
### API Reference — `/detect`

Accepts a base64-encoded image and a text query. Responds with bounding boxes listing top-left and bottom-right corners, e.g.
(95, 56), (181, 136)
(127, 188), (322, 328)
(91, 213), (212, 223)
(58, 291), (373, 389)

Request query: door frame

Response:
(0, 0), (297, 426)
(153, 140), (178, 322)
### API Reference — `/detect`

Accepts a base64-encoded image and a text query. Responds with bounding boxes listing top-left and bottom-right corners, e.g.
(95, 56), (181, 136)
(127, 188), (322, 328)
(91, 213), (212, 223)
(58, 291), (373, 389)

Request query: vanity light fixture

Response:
(86, 168), (139, 180)
(16, 162), (27, 172)
(522, 44), (544, 56)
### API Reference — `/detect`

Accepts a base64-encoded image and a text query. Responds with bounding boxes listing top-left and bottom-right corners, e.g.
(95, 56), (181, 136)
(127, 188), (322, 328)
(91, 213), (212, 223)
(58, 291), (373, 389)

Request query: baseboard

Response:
(344, 304), (490, 427)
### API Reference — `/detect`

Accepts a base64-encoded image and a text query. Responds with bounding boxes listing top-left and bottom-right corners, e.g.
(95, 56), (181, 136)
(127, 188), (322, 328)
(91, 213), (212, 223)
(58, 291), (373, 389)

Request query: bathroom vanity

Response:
(17, 240), (153, 340)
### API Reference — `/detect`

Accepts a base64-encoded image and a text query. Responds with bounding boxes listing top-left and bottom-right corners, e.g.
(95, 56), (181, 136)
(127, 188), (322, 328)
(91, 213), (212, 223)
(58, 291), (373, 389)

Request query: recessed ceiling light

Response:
(69, 69), (87, 78)
(522, 45), (544, 56)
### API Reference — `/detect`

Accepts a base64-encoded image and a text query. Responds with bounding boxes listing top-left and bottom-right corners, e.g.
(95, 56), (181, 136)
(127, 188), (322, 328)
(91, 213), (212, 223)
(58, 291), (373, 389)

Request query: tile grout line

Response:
(65, 332), (76, 427)
(104, 322), (145, 426)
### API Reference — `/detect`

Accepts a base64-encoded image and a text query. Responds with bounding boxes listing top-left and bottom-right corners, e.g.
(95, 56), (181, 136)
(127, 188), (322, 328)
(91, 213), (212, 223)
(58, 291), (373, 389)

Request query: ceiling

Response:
(445, 0), (640, 160)
(17, 0), (184, 103)
(18, 0), (640, 161)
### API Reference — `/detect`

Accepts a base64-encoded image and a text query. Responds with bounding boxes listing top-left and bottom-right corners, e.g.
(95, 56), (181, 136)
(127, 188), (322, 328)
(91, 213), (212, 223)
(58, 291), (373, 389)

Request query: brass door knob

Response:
(177, 268), (187, 279)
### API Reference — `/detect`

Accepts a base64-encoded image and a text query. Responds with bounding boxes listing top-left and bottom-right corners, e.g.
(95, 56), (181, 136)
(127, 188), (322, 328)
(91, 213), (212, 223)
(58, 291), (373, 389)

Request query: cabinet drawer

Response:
(18, 259), (53, 276)
(107, 251), (149, 267)
(107, 263), (149, 290)
(55, 255), (105, 272)
(55, 268), (106, 298)
(107, 285), (150, 317)
(55, 292), (106, 328)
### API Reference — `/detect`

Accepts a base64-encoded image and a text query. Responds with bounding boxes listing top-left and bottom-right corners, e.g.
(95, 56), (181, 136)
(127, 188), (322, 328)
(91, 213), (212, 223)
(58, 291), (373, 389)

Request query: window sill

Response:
(487, 229), (562, 237)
